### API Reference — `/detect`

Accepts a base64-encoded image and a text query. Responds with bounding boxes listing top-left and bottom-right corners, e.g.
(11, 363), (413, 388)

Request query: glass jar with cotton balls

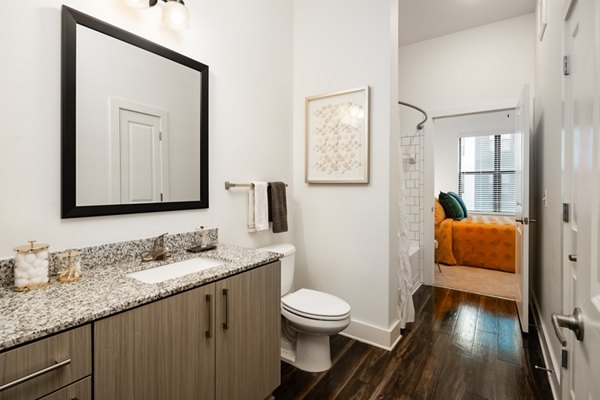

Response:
(12, 240), (50, 291)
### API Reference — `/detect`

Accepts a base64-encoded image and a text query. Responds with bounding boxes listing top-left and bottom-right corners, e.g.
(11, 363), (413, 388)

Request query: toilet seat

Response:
(282, 289), (351, 321)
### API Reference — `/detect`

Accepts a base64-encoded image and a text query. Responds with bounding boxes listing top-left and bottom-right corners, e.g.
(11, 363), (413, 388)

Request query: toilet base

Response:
(281, 332), (332, 373)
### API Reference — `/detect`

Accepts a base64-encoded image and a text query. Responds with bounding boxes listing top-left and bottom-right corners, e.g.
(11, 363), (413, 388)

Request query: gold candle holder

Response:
(57, 250), (83, 283)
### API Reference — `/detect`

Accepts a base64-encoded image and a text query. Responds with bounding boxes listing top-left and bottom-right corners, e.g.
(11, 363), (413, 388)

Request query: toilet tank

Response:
(258, 244), (296, 295)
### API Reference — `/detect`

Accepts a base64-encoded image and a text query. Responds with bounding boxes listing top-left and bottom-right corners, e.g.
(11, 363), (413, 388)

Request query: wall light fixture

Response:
(124, 0), (190, 30)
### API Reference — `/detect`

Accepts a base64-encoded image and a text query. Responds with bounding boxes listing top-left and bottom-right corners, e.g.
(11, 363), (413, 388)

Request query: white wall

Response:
(0, 0), (293, 258)
(399, 13), (535, 285)
(399, 13), (535, 120)
(433, 110), (516, 195)
(293, 0), (401, 347)
(532, 0), (565, 392)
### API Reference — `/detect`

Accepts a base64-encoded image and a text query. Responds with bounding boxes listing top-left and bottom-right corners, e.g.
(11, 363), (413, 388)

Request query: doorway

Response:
(421, 87), (532, 333)
(430, 108), (519, 300)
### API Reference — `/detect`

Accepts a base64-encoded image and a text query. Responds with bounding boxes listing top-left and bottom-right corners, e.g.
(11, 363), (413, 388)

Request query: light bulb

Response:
(162, 0), (190, 30)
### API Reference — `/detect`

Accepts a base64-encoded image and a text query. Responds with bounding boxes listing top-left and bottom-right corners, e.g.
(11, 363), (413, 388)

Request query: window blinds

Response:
(458, 133), (517, 214)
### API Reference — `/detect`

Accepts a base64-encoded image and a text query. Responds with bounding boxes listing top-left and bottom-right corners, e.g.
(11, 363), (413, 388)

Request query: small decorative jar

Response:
(13, 240), (50, 290)
(57, 250), (82, 283)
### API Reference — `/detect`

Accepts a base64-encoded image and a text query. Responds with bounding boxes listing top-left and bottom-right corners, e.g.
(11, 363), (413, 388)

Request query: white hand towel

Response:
(253, 182), (269, 231)
(248, 182), (269, 232)
(248, 186), (256, 232)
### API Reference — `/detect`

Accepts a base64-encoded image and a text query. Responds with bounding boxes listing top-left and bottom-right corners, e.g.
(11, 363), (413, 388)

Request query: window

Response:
(458, 134), (516, 214)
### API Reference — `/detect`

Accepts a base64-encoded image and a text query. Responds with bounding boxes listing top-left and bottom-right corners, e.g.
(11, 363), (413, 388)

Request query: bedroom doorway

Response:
(427, 104), (527, 303)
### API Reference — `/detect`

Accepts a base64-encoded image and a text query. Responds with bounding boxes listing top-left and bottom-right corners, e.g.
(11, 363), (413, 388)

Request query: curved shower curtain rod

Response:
(398, 101), (428, 130)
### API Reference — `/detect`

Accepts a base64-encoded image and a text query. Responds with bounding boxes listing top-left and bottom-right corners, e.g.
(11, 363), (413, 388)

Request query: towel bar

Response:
(224, 181), (288, 190)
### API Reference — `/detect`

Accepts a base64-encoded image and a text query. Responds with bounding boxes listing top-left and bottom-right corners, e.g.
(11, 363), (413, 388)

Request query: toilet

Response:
(258, 244), (351, 373)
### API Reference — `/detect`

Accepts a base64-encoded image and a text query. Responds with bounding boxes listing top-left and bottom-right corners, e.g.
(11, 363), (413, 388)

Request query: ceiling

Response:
(399, 0), (536, 46)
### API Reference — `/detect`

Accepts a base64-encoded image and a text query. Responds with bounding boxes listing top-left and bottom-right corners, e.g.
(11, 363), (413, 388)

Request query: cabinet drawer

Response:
(39, 377), (91, 400)
(0, 325), (91, 400)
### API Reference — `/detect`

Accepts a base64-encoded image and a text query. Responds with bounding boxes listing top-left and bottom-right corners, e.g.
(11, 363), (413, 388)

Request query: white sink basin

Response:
(127, 257), (222, 284)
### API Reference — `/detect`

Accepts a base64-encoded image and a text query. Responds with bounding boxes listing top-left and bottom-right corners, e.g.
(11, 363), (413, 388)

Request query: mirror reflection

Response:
(75, 24), (201, 206)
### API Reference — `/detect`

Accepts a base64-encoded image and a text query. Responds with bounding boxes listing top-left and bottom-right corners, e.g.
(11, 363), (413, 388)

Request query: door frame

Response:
(422, 99), (521, 285)
(560, 0), (574, 396)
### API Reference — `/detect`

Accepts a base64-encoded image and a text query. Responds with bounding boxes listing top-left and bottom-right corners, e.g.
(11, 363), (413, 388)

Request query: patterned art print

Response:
(305, 87), (370, 183)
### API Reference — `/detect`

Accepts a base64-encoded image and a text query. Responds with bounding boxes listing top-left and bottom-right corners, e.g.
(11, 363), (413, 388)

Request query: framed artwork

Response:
(305, 86), (370, 184)
(537, 0), (547, 41)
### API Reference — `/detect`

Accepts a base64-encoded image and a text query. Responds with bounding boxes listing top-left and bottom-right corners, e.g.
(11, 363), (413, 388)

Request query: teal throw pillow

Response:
(439, 192), (465, 220)
(448, 191), (468, 218)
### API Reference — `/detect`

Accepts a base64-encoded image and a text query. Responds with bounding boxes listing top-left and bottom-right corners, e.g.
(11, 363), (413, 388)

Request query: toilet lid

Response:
(282, 289), (351, 320)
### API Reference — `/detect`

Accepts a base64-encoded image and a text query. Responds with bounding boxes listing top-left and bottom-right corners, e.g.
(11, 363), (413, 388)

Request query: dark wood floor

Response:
(273, 285), (553, 400)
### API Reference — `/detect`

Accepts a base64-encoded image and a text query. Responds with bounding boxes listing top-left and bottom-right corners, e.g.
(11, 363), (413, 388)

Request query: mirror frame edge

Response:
(60, 5), (209, 219)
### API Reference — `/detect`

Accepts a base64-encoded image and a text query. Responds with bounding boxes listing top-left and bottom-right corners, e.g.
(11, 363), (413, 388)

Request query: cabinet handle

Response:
(205, 294), (213, 339)
(0, 358), (71, 392)
(222, 288), (229, 330)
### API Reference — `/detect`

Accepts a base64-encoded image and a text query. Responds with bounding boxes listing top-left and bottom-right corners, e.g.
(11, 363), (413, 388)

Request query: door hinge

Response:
(562, 349), (568, 369)
(563, 55), (570, 76)
(159, 131), (162, 141)
(563, 203), (570, 223)
(160, 193), (164, 202)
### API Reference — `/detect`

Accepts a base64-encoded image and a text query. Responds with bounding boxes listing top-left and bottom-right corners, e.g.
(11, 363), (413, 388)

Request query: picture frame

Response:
(537, 0), (547, 41)
(305, 86), (370, 184)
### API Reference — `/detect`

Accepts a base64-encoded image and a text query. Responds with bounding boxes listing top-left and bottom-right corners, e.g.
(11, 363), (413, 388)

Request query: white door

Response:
(119, 109), (163, 203)
(514, 85), (530, 333)
(557, 1), (600, 399)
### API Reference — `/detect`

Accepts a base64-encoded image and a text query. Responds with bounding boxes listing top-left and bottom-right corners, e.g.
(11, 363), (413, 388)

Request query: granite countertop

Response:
(0, 244), (281, 352)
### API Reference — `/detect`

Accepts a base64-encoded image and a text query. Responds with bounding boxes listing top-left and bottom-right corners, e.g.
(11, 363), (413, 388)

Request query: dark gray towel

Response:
(268, 182), (288, 233)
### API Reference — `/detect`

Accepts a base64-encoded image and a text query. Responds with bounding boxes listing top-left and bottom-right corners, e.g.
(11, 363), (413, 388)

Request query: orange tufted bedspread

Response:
(435, 215), (516, 273)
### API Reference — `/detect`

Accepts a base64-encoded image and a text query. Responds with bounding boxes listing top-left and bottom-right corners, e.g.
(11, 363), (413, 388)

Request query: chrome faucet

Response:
(142, 233), (171, 262)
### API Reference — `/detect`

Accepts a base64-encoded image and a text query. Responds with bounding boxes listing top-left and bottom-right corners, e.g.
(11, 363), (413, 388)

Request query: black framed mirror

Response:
(61, 6), (209, 218)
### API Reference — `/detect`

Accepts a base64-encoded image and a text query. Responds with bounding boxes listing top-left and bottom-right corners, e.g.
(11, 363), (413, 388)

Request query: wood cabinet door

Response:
(94, 284), (216, 400)
(216, 261), (281, 400)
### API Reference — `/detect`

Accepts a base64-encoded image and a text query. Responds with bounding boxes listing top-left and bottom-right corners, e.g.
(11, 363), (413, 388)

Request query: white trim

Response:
(423, 120), (435, 285)
(411, 281), (423, 295)
(531, 295), (561, 399)
(339, 318), (403, 351)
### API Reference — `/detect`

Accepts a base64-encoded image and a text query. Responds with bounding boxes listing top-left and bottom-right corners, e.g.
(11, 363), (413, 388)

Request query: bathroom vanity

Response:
(95, 261), (280, 400)
(0, 241), (281, 400)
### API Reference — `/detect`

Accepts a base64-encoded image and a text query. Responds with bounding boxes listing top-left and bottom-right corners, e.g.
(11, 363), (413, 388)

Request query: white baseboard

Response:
(411, 280), (422, 294)
(531, 296), (561, 400)
(340, 318), (403, 351)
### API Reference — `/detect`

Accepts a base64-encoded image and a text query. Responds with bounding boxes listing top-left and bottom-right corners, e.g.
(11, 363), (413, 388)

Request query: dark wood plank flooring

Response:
(273, 285), (553, 400)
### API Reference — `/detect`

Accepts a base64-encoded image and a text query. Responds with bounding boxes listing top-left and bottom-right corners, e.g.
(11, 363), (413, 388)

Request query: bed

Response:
(435, 213), (516, 273)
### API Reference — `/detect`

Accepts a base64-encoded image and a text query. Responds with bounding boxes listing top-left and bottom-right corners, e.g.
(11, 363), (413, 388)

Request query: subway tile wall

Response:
(400, 128), (424, 248)
(401, 127), (424, 288)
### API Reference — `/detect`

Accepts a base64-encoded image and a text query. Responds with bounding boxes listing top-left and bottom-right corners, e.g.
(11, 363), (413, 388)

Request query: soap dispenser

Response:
(186, 226), (216, 253)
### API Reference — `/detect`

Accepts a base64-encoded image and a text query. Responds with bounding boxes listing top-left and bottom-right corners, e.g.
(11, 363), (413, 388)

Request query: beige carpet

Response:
(434, 264), (516, 299)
